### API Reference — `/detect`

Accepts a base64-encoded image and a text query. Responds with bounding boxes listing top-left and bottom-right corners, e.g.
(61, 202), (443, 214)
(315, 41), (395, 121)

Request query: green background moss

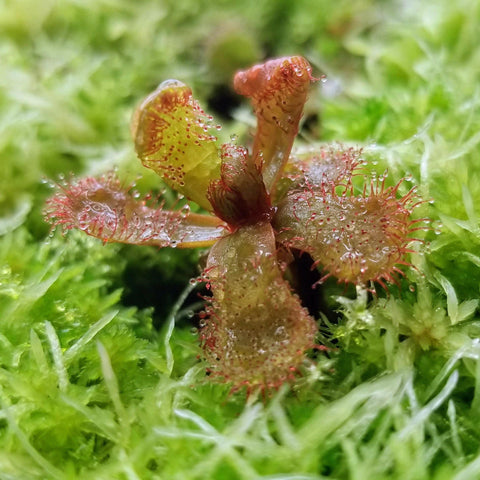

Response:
(0, 0), (479, 478)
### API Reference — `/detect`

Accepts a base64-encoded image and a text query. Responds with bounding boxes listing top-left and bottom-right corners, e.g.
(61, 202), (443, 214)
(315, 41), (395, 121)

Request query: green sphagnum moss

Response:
(0, 0), (479, 478)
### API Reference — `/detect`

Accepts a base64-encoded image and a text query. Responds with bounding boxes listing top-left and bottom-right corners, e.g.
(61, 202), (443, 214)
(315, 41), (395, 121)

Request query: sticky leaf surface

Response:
(233, 56), (313, 195)
(201, 222), (317, 391)
(132, 80), (221, 210)
(45, 173), (225, 248)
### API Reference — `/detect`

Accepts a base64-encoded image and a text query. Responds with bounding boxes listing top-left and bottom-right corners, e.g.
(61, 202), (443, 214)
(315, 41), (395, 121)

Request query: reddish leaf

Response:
(45, 173), (225, 248)
(207, 144), (273, 228)
(200, 222), (317, 391)
(233, 56), (314, 195)
(274, 179), (421, 287)
(276, 144), (363, 203)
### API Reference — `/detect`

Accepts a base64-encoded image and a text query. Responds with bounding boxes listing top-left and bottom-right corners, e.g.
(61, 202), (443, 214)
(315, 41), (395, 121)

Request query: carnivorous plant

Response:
(45, 56), (423, 391)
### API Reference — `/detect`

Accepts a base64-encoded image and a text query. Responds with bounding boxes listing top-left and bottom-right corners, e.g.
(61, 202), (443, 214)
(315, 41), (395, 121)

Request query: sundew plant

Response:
(1, 0), (480, 478)
(45, 56), (424, 392)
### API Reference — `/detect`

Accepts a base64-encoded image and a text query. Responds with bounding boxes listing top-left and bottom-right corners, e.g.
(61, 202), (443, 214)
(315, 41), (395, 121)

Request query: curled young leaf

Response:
(200, 222), (317, 391)
(45, 173), (225, 248)
(207, 144), (273, 227)
(233, 56), (314, 195)
(273, 180), (421, 287)
(131, 80), (221, 210)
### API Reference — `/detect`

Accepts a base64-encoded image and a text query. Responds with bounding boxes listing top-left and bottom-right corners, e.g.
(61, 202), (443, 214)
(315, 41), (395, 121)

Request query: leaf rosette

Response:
(45, 56), (425, 392)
